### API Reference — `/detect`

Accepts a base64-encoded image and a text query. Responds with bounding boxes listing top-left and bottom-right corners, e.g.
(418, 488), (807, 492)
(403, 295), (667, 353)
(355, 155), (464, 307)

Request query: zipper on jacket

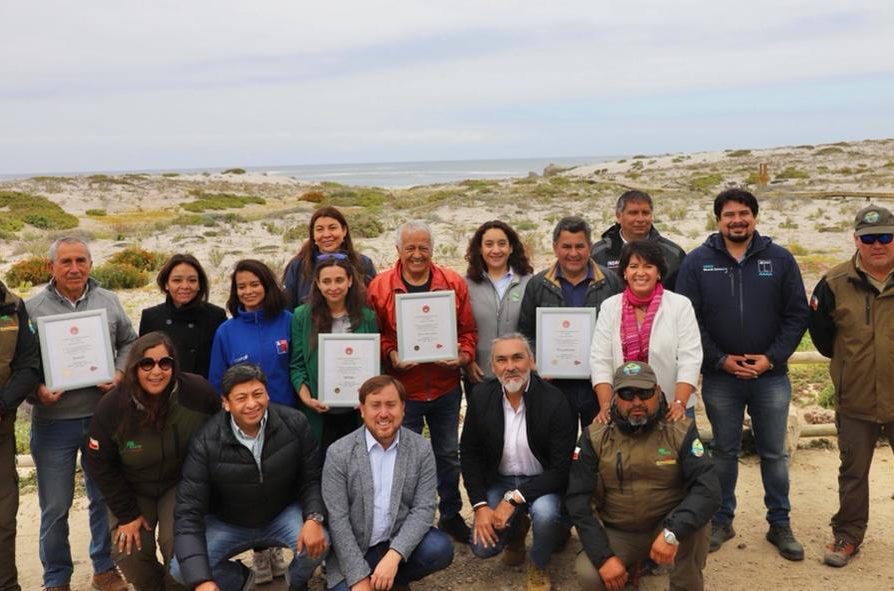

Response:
(865, 294), (871, 325)
(616, 450), (624, 493)
(737, 267), (745, 333)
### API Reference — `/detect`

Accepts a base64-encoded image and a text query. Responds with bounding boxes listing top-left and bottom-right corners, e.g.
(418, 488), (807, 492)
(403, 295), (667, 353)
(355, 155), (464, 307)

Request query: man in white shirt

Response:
(322, 375), (454, 591)
(460, 335), (577, 591)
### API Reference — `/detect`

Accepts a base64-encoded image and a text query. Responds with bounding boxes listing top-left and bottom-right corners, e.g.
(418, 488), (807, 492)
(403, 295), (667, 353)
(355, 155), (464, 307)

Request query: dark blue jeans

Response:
(31, 416), (115, 587)
(469, 475), (570, 568)
(702, 372), (792, 526)
(554, 379), (598, 433)
(328, 528), (453, 590)
(403, 386), (463, 518)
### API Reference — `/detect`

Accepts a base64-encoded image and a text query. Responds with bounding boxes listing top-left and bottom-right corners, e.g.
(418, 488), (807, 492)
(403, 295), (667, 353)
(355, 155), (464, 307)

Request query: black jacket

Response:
(460, 374), (576, 505)
(0, 281), (41, 417)
(590, 224), (687, 290)
(139, 298), (227, 378)
(174, 403), (324, 586)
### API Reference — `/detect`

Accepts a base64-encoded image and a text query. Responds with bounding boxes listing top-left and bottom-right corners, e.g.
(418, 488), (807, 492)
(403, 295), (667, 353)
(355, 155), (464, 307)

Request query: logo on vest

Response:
(124, 440), (144, 453)
(758, 260), (773, 277)
(691, 438), (705, 458)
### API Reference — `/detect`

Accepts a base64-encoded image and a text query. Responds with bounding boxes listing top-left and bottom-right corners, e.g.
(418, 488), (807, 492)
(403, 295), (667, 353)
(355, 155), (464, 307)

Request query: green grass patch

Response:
(460, 179), (499, 190)
(726, 149), (752, 158)
(85, 209), (107, 217)
(107, 246), (166, 271)
(161, 172), (181, 177)
(815, 146), (845, 156)
(775, 167), (809, 180)
(221, 168), (247, 175)
(5, 256), (51, 287)
(87, 174), (133, 186)
(15, 417), (29, 454)
(325, 188), (388, 209)
(688, 174), (723, 192)
(182, 190), (265, 212)
(0, 191), (79, 232)
(92, 263), (150, 289)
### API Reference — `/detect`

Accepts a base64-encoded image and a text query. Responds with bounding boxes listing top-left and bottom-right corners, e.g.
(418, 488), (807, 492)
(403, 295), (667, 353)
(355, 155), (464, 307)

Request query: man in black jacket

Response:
(461, 334), (576, 591)
(590, 190), (687, 290)
(0, 279), (41, 591)
(172, 364), (327, 591)
(567, 361), (719, 591)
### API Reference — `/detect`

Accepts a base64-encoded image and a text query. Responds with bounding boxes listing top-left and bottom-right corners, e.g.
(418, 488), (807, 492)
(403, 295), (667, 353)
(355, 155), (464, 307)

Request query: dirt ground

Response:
(14, 441), (894, 591)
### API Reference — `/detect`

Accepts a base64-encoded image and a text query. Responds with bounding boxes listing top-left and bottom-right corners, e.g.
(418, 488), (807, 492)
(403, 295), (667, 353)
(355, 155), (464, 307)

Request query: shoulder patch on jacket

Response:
(690, 438), (704, 458)
(810, 294), (819, 311)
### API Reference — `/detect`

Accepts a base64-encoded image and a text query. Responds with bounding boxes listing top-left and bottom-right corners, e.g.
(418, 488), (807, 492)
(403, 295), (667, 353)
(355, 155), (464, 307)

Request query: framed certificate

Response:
(318, 334), (381, 407)
(36, 309), (116, 391)
(535, 307), (596, 379)
(395, 291), (458, 363)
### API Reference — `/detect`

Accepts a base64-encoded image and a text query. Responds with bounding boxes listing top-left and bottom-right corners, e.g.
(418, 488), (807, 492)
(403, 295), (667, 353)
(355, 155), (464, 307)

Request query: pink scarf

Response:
(620, 283), (664, 363)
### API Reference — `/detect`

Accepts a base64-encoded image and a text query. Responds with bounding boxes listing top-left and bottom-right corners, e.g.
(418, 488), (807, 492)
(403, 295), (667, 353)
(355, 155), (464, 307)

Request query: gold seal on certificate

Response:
(318, 334), (381, 407)
(36, 309), (116, 391)
(535, 307), (596, 379)
(395, 291), (458, 363)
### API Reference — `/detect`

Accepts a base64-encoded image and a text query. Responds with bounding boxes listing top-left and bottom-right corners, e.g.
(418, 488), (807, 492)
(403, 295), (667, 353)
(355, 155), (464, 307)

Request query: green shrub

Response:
(326, 188), (388, 208)
(283, 225), (307, 243)
(689, 174), (723, 192)
(300, 191), (325, 203)
(92, 263), (149, 289)
(726, 149), (752, 158)
(460, 179), (499, 190)
(86, 174), (133, 186)
(817, 383), (835, 409)
(161, 172), (180, 177)
(0, 191), (78, 231)
(182, 190), (265, 212)
(787, 242), (808, 256)
(883, 161), (894, 169)
(775, 167), (809, 180)
(671, 156), (685, 163)
(5, 256), (50, 287)
(221, 168), (246, 175)
(86, 209), (107, 216)
(815, 146), (845, 156)
(107, 246), (166, 271)
(515, 220), (537, 231)
(350, 212), (384, 238)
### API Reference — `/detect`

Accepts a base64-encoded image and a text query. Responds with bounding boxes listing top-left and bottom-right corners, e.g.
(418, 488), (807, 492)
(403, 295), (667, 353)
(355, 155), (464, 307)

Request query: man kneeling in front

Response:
(567, 361), (720, 591)
(172, 363), (327, 591)
(323, 375), (454, 591)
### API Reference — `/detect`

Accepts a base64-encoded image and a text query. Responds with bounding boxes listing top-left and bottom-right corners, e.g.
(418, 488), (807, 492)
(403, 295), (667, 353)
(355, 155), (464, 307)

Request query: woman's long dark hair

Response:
(282, 206), (366, 287)
(464, 220), (534, 282)
(116, 331), (181, 438)
(307, 257), (368, 350)
(227, 259), (287, 318)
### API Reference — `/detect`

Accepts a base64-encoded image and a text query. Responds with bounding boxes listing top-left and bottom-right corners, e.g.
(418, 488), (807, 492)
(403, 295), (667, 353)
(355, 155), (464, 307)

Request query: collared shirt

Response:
(855, 255), (894, 293)
(488, 269), (514, 301)
(498, 380), (543, 477)
(366, 427), (400, 546)
(230, 411), (268, 471)
(49, 279), (90, 309)
(555, 263), (594, 308)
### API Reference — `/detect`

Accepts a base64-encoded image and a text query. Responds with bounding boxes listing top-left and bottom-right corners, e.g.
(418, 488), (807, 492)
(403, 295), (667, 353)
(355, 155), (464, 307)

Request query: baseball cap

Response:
(613, 361), (657, 390)
(854, 205), (894, 236)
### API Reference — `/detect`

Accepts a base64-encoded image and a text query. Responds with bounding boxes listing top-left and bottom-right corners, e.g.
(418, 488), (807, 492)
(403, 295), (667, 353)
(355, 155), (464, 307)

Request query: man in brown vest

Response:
(566, 361), (719, 591)
(0, 279), (42, 591)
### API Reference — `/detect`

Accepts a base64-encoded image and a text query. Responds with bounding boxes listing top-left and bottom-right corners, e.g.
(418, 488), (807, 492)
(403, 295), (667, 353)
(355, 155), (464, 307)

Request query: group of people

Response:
(0, 187), (891, 591)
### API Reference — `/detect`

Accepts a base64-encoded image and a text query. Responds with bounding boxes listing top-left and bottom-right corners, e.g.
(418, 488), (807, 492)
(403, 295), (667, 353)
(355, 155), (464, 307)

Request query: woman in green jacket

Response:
(290, 254), (378, 449)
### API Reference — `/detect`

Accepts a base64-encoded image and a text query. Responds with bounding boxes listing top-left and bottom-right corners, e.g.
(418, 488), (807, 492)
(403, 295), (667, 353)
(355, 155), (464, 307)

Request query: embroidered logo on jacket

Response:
(758, 260), (773, 277)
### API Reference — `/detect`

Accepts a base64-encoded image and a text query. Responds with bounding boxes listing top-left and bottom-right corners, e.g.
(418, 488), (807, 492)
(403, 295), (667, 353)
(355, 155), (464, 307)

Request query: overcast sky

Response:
(1, 0), (892, 174)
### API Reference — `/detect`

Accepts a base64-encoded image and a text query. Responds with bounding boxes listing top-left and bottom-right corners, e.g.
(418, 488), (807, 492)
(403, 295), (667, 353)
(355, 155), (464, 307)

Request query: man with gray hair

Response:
(519, 216), (623, 431)
(26, 237), (137, 591)
(367, 220), (478, 544)
(461, 334), (576, 591)
(590, 190), (687, 290)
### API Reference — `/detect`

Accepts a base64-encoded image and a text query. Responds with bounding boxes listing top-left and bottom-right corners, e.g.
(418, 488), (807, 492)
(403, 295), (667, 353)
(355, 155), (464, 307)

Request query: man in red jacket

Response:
(367, 220), (477, 544)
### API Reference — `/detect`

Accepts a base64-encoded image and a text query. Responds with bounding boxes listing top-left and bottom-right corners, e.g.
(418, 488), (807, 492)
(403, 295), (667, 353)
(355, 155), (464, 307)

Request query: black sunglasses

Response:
(616, 387), (657, 401)
(858, 233), (894, 245)
(137, 356), (174, 372)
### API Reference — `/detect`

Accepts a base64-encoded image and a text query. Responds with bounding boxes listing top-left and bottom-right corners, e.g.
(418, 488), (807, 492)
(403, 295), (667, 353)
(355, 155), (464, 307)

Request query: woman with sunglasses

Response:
(139, 254), (226, 378)
(589, 240), (703, 424)
(290, 255), (378, 449)
(86, 332), (220, 591)
(282, 206), (377, 309)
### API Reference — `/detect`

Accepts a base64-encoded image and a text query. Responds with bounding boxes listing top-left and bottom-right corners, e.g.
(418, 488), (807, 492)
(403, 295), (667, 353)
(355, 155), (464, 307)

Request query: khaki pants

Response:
(832, 413), (894, 545)
(108, 486), (185, 591)
(0, 412), (20, 591)
(575, 523), (709, 591)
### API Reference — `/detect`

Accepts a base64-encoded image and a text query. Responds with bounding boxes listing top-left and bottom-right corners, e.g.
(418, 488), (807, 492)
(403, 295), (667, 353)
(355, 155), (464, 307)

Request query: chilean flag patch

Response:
(88, 437), (100, 451)
(572, 446), (580, 460)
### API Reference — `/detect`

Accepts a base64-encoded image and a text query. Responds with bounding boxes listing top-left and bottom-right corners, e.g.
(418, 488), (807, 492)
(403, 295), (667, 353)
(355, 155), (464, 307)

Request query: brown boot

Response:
(91, 568), (128, 591)
(502, 514), (531, 566)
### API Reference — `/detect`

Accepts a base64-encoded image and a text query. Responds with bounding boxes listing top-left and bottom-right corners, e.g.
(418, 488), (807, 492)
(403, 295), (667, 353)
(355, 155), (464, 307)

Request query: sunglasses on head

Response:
(317, 252), (349, 261)
(137, 356), (174, 372)
(858, 233), (894, 245)
(616, 387), (657, 401)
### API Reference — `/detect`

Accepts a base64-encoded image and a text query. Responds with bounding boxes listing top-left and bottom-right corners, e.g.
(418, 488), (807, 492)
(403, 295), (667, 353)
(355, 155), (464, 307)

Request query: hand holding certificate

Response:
(36, 309), (116, 391)
(535, 307), (596, 379)
(395, 291), (458, 363)
(318, 334), (381, 407)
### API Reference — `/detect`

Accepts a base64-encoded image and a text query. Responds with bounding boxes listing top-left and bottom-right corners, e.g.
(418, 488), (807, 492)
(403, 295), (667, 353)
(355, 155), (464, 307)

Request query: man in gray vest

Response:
(566, 361), (719, 591)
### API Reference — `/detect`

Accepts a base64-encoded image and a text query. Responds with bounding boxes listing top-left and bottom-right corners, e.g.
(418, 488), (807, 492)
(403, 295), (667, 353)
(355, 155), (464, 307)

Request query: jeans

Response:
(554, 379), (598, 433)
(403, 386), (462, 518)
(30, 416), (114, 587)
(469, 475), (569, 568)
(169, 502), (325, 591)
(701, 372), (792, 526)
(327, 528), (453, 590)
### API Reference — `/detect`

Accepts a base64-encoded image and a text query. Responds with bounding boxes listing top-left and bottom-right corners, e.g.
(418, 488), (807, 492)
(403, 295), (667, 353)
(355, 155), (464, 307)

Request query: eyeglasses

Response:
(137, 356), (174, 372)
(616, 387), (657, 401)
(858, 233), (894, 245)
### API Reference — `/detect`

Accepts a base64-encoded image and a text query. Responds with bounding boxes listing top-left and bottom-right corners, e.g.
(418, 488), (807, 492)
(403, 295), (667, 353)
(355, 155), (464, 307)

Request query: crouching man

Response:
(567, 361), (720, 591)
(323, 375), (453, 591)
(172, 364), (327, 591)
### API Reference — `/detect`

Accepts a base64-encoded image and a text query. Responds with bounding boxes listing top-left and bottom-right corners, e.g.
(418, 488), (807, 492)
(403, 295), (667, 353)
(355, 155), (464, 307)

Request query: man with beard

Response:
(675, 189), (808, 560)
(461, 334), (576, 591)
(567, 361), (719, 591)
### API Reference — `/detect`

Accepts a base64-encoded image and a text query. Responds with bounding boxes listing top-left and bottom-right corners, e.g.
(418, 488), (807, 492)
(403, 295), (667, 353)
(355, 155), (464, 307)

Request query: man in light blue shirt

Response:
(323, 375), (454, 591)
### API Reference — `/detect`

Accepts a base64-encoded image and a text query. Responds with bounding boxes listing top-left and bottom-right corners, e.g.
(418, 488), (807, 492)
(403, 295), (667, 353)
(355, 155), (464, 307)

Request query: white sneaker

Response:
(270, 547), (288, 578)
(252, 549), (273, 584)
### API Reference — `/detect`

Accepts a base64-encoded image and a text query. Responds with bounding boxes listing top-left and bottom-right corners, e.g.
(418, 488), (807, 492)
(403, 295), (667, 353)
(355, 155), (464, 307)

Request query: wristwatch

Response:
(662, 528), (679, 546)
(306, 512), (325, 525)
(502, 490), (520, 507)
